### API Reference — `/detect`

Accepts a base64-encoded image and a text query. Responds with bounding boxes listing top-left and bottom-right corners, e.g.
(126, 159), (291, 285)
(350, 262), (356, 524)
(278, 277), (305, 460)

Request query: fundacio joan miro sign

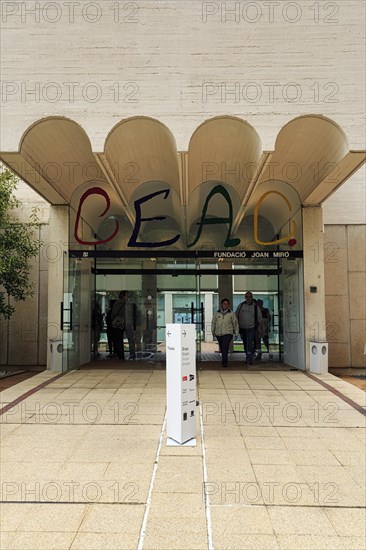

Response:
(74, 184), (298, 249)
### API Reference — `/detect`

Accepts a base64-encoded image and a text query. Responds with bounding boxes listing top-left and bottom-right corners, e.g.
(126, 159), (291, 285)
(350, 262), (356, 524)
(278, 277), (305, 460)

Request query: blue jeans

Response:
(239, 328), (255, 360)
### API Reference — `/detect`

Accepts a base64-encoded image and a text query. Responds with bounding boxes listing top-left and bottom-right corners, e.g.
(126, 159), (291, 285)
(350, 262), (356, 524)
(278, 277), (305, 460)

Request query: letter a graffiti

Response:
(187, 185), (240, 248)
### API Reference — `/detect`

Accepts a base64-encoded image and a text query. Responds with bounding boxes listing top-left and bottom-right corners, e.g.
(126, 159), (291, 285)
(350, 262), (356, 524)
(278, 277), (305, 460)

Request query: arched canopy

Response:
(104, 117), (180, 203)
(19, 117), (100, 203)
(0, 114), (364, 249)
(188, 116), (262, 201)
(257, 115), (350, 202)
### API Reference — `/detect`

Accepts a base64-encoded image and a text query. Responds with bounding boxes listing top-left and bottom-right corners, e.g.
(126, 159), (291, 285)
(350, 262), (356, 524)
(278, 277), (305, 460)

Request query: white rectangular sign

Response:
(166, 324), (196, 445)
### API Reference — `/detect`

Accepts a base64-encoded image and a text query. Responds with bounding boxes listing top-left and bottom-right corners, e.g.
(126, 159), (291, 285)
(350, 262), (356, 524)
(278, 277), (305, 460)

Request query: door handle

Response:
(60, 302), (73, 330)
(70, 302), (73, 331)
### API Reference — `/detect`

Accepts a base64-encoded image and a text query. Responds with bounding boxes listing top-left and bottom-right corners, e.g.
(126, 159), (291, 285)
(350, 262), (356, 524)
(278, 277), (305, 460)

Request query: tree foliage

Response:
(0, 169), (42, 319)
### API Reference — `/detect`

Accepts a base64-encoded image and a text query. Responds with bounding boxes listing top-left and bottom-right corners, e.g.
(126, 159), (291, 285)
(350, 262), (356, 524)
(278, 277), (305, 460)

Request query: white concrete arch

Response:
(103, 116), (180, 204)
(19, 116), (100, 203)
(18, 115), (91, 151)
(257, 114), (352, 203)
(0, 113), (364, 241)
(188, 116), (262, 201)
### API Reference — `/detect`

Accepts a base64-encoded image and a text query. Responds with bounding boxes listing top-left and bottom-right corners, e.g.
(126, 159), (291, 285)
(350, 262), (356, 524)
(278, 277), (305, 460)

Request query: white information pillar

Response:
(166, 324), (197, 446)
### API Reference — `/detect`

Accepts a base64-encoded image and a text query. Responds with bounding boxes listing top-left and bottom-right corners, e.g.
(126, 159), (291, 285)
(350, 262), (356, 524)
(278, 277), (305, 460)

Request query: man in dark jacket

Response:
(111, 291), (136, 360)
(235, 292), (262, 365)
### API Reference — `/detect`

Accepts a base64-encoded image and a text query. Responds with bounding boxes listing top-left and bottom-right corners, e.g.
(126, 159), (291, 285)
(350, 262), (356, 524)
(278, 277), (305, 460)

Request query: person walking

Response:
(235, 291), (262, 365)
(256, 299), (272, 359)
(106, 299), (116, 357)
(211, 298), (239, 368)
(111, 291), (136, 361)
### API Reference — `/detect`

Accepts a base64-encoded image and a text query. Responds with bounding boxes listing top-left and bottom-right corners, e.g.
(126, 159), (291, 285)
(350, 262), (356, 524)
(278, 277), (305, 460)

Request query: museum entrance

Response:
(62, 253), (305, 371)
(59, 253), (305, 370)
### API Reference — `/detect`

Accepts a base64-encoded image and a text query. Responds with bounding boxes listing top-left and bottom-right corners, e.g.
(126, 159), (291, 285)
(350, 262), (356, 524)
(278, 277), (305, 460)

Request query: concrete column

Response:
(302, 206), (327, 370)
(47, 206), (69, 369)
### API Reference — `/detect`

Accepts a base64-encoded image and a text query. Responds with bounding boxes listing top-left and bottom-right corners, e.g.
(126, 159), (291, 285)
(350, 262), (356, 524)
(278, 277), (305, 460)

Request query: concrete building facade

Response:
(0, 0), (365, 370)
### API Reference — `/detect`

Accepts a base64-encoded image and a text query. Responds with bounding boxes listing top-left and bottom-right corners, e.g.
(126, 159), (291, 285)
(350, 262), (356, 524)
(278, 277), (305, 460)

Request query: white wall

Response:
(323, 166), (366, 225)
(1, 0), (365, 151)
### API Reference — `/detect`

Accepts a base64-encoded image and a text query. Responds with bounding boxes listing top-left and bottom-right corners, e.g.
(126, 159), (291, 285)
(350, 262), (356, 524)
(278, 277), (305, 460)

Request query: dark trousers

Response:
(112, 327), (125, 359)
(262, 332), (270, 352)
(124, 325), (136, 358)
(254, 329), (261, 352)
(256, 329), (269, 354)
(240, 328), (255, 359)
(106, 327), (114, 354)
(112, 326), (136, 360)
(216, 334), (233, 366)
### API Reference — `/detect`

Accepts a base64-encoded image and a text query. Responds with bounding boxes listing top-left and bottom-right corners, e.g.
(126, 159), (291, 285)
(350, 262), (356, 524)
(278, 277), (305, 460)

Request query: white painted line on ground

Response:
(199, 400), (214, 550)
(137, 411), (167, 550)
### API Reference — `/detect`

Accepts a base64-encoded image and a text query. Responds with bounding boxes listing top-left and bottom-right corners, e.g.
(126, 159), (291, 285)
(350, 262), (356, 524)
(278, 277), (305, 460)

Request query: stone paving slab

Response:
(0, 369), (365, 549)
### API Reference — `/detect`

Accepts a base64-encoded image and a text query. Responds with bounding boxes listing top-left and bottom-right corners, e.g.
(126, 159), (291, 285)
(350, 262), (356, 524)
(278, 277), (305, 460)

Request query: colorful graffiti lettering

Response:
(187, 185), (240, 248)
(74, 187), (119, 246)
(253, 190), (297, 246)
(127, 189), (180, 248)
(74, 185), (297, 248)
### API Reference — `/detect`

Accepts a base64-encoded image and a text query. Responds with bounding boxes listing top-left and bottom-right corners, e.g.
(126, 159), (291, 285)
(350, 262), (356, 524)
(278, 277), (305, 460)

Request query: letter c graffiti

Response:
(74, 187), (119, 246)
(254, 190), (297, 246)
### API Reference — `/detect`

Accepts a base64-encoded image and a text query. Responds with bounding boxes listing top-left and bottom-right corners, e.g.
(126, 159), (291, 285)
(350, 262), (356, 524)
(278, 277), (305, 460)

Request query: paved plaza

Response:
(0, 367), (365, 549)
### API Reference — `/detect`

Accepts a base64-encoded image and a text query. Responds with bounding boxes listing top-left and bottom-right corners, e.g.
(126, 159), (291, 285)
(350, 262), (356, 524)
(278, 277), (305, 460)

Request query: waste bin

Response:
(309, 341), (328, 373)
(49, 339), (63, 372)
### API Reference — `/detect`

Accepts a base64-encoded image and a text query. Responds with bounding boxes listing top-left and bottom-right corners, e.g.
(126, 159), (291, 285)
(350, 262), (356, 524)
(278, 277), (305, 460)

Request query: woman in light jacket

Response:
(211, 298), (239, 368)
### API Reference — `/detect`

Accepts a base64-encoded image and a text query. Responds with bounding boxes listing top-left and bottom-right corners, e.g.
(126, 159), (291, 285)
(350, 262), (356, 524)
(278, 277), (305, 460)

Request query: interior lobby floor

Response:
(0, 368), (365, 549)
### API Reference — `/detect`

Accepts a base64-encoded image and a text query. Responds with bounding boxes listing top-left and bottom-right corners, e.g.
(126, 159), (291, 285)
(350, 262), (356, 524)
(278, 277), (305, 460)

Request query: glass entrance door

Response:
(62, 255), (92, 371)
(94, 260), (201, 363)
(156, 261), (202, 358)
(92, 257), (287, 366)
(62, 255), (80, 371)
(231, 263), (281, 363)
